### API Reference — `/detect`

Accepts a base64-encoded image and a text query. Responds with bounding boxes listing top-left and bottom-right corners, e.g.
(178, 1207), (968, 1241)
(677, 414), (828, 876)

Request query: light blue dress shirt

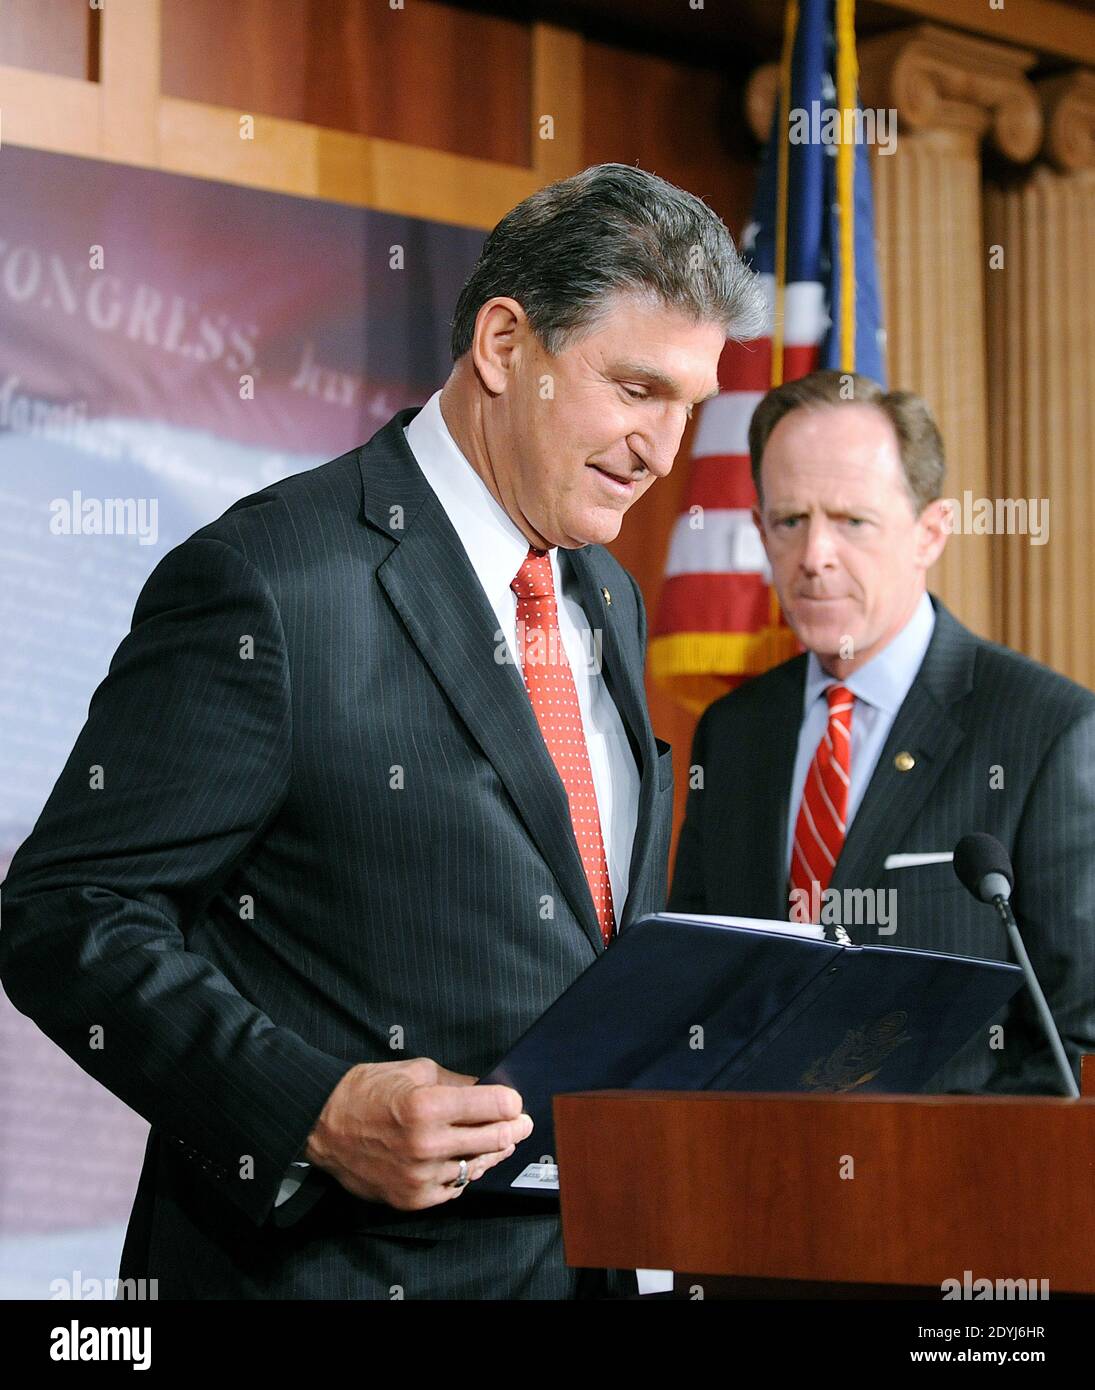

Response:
(785, 591), (936, 877)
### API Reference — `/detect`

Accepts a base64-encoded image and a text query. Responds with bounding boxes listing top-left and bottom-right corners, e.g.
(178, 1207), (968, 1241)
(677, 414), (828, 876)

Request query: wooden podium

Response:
(554, 1055), (1095, 1297)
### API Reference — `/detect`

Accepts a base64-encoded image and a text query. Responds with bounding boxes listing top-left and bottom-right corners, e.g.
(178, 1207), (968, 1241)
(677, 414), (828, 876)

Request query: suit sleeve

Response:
(0, 535), (353, 1227)
(667, 705), (711, 914)
(981, 707), (1095, 1094)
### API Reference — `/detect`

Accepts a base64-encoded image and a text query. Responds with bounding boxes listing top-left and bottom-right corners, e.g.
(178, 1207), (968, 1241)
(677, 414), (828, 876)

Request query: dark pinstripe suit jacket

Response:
(0, 406), (674, 1299)
(669, 596), (1095, 1095)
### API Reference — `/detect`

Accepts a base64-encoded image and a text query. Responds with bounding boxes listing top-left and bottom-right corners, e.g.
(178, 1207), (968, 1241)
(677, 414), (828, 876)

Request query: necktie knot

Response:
(826, 684), (854, 721)
(511, 546), (554, 601)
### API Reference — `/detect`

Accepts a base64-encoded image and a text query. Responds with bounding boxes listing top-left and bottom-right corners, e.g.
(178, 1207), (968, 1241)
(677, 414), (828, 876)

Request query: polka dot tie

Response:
(511, 546), (616, 947)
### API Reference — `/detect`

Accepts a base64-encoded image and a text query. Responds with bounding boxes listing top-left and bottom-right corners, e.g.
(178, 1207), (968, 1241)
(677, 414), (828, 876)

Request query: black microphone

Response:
(953, 833), (1079, 1097)
(953, 832), (1014, 904)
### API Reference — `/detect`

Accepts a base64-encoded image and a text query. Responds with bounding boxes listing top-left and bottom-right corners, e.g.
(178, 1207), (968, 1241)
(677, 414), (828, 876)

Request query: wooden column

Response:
(100, 0), (161, 165)
(746, 26), (1043, 644)
(984, 72), (1095, 689)
(857, 25), (1042, 643)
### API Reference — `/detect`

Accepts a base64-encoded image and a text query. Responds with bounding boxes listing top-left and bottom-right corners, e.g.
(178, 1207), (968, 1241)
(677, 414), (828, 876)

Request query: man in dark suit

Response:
(669, 369), (1095, 1095)
(0, 164), (762, 1298)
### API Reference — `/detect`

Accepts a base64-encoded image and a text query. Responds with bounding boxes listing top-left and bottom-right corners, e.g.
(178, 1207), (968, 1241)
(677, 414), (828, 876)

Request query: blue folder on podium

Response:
(475, 912), (1024, 1195)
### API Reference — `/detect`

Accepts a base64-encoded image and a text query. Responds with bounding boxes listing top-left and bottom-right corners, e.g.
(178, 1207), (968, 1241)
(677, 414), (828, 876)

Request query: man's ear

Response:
(752, 504), (771, 559)
(471, 297), (526, 396)
(915, 497), (950, 570)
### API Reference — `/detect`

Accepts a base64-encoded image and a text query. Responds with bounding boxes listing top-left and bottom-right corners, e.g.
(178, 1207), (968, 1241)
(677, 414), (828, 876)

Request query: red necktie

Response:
(511, 547), (616, 947)
(789, 683), (854, 918)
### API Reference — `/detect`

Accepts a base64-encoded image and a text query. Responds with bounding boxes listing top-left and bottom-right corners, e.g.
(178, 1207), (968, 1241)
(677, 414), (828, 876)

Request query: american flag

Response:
(650, 0), (886, 713)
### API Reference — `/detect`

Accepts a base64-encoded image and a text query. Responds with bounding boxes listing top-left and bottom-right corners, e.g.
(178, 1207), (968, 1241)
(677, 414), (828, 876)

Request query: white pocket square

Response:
(884, 851), (955, 869)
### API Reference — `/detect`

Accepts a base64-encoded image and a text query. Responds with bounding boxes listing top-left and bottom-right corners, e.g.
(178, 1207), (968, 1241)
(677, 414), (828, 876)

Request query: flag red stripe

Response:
(782, 343), (821, 380)
(718, 338), (771, 392)
(716, 339), (820, 394)
(679, 453), (758, 513)
(652, 570), (774, 636)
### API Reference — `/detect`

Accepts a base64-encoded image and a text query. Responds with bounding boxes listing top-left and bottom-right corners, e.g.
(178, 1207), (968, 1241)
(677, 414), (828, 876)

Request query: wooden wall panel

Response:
(584, 38), (756, 851)
(160, 0), (532, 168)
(0, 0), (95, 80)
(581, 38), (755, 231)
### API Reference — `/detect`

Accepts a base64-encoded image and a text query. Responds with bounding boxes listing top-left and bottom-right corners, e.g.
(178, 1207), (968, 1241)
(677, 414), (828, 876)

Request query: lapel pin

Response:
(894, 751), (915, 772)
(601, 587), (612, 606)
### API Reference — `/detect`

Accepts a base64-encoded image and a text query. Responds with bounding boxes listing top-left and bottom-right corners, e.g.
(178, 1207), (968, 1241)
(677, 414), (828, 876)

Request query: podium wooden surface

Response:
(555, 1056), (1095, 1296)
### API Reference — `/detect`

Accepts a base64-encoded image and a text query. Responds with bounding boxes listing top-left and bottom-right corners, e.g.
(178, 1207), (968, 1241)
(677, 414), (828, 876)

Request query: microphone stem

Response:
(992, 897), (1080, 1098)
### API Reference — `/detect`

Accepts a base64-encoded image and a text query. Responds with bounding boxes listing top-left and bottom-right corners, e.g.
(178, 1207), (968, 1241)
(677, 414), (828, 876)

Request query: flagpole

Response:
(772, 0), (799, 388)
(835, 0), (858, 371)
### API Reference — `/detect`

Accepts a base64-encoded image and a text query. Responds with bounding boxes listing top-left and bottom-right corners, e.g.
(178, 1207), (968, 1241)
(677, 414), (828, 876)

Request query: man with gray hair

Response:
(0, 164), (761, 1299)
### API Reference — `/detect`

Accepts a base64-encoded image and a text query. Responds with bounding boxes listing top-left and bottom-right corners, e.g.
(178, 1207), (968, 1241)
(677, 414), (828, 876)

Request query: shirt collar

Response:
(802, 590), (936, 716)
(404, 388), (558, 605)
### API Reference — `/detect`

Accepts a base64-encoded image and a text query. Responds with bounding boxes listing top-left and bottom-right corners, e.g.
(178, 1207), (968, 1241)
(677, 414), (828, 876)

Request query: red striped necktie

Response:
(510, 546), (616, 947)
(789, 683), (854, 918)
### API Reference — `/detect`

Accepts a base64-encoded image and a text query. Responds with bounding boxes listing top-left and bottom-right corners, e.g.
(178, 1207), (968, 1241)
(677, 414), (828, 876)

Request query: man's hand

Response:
(302, 1057), (533, 1210)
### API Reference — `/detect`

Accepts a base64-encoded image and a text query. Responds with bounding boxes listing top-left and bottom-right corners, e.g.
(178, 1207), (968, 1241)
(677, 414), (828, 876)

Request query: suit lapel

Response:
(564, 547), (649, 770)
(830, 600), (976, 896)
(751, 660), (806, 919)
(358, 408), (608, 955)
(564, 546), (659, 927)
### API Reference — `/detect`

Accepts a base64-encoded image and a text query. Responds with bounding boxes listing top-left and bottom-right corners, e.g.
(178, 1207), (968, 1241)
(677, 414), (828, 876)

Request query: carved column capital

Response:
(858, 24), (1042, 162)
(744, 63), (779, 144)
(744, 24), (1042, 163)
(1038, 70), (1095, 172)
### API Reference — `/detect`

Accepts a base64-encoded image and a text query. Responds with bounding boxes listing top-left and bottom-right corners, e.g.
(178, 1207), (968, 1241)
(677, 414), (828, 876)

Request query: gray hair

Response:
(449, 162), (765, 361)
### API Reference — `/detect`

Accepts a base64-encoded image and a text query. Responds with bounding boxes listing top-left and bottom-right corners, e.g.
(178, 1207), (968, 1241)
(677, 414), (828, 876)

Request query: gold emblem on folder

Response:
(800, 1011), (912, 1091)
